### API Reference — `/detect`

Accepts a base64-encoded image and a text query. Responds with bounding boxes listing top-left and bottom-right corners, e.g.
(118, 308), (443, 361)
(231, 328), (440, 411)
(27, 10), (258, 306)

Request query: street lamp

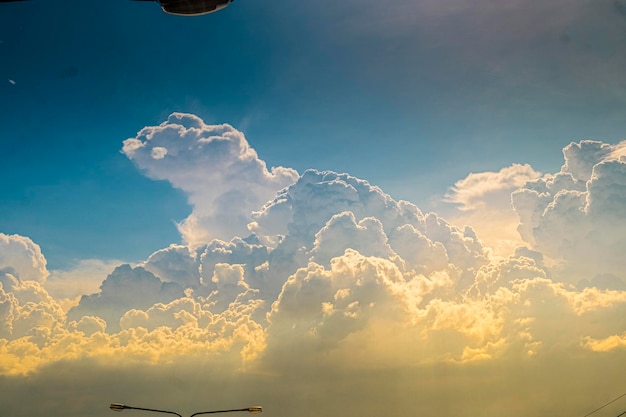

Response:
(191, 407), (263, 417)
(110, 403), (262, 417)
(110, 404), (182, 417)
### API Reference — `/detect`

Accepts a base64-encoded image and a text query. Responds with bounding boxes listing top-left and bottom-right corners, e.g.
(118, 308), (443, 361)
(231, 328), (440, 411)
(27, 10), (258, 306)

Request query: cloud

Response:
(44, 259), (125, 304)
(7, 132), (626, 375)
(0, 271), (65, 343)
(67, 264), (184, 333)
(251, 169), (405, 243)
(0, 234), (49, 284)
(561, 140), (614, 182)
(122, 113), (299, 247)
(442, 164), (541, 257)
(512, 140), (626, 285)
(142, 244), (201, 288)
(310, 212), (394, 265)
(262, 246), (626, 373)
(445, 164), (541, 212)
(2, 119), (626, 417)
(252, 169), (486, 273)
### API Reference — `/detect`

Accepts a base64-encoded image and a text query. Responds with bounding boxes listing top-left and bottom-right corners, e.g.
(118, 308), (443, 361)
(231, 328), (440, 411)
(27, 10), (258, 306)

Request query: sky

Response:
(1, 0), (626, 416)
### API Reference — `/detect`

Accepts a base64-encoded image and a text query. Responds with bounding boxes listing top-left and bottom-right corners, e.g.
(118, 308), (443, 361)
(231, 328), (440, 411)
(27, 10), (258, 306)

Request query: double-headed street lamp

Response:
(110, 403), (262, 417)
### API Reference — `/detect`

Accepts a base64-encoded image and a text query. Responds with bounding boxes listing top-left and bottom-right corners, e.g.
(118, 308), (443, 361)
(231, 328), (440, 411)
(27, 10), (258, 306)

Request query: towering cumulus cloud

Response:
(1, 116), (626, 417)
(122, 113), (299, 246)
(512, 140), (626, 287)
(0, 234), (49, 284)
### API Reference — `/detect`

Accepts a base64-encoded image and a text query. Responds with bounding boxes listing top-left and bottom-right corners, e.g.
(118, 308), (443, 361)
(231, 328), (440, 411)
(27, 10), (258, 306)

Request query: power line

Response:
(583, 393), (626, 417)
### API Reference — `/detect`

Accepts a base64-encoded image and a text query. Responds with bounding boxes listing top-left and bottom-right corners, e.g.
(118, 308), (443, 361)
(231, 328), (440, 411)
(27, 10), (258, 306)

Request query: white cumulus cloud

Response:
(122, 113), (299, 247)
(0, 234), (49, 284)
(512, 140), (626, 286)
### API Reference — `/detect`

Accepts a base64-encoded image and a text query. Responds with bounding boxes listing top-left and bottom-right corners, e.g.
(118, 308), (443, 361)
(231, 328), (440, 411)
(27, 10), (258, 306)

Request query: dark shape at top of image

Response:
(132, 0), (234, 15)
(0, 0), (235, 15)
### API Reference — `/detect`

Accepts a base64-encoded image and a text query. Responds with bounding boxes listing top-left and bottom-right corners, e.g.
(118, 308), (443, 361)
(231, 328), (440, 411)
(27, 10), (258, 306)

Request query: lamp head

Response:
(111, 403), (127, 412)
(248, 407), (262, 414)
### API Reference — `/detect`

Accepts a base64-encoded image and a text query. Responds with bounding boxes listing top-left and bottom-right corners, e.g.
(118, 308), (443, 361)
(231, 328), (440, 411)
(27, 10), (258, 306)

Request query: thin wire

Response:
(583, 393), (626, 417)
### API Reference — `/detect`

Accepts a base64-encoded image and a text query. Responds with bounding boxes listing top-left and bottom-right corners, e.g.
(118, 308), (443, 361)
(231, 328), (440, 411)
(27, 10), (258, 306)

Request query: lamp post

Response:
(191, 407), (263, 417)
(110, 403), (262, 417)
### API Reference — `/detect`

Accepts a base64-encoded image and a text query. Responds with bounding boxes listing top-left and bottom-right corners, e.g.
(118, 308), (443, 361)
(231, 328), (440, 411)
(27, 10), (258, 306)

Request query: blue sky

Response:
(2, 0), (625, 268)
(2, 2), (626, 416)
